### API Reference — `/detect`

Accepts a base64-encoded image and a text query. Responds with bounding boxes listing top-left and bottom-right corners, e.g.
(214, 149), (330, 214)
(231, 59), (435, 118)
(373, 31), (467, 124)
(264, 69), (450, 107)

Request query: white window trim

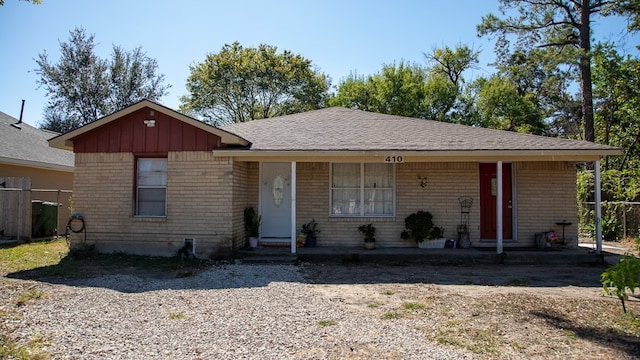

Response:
(329, 162), (396, 218)
(135, 158), (168, 218)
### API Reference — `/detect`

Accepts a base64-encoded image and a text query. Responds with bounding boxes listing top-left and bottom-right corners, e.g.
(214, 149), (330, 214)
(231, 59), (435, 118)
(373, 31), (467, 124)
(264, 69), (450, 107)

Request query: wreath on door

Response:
(272, 175), (285, 207)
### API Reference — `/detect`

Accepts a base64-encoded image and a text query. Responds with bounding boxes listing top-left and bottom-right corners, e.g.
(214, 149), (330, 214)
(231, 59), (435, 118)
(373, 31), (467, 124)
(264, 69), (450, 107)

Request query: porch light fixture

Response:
(144, 119), (156, 127)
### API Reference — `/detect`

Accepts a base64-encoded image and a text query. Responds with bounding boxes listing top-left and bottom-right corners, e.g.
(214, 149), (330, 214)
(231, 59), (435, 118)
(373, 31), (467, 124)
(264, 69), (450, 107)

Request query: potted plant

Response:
(244, 207), (261, 248)
(358, 224), (376, 250)
(400, 210), (445, 248)
(301, 219), (320, 248)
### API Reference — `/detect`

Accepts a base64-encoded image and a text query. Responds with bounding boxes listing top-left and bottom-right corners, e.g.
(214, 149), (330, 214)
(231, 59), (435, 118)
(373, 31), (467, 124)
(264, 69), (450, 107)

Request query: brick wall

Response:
(71, 152), (238, 258)
(515, 161), (578, 247)
(295, 162), (479, 247)
(70, 156), (579, 255)
(230, 161), (260, 250)
(293, 161), (578, 248)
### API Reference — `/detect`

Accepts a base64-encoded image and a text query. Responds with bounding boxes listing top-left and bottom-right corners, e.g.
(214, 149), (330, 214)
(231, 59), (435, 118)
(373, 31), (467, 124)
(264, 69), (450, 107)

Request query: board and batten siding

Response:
(71, 107), (222, 154)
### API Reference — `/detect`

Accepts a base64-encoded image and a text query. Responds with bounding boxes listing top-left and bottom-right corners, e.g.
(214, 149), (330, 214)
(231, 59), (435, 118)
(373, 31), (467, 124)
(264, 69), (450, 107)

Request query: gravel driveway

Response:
(3, 264), (472, 359)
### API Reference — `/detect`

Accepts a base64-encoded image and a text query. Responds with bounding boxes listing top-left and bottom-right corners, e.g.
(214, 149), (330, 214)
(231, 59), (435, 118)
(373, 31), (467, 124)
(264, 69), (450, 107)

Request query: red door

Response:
(479, 163), (513, 239)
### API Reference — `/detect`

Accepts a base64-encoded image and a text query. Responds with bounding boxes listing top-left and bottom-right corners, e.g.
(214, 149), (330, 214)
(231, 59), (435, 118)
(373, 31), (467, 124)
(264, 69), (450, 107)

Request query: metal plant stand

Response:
(457, 196), (473, 248)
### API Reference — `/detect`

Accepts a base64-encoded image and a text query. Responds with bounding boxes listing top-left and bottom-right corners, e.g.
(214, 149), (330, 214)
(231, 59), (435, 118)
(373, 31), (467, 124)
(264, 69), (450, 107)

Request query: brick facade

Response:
(70, 155), (578, 257)
(72, 152), (241, 258)
(292, 161), (577, 248)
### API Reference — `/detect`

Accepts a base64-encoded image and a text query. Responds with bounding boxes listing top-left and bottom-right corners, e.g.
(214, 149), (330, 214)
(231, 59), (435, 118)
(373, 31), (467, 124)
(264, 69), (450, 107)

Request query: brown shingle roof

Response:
(221, 107), (618, 153)
(0, 111), (74, 170)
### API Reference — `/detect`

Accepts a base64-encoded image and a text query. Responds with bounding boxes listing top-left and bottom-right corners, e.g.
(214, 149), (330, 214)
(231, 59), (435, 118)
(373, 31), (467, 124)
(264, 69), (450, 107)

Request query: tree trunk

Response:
(580, 0), (595, 142)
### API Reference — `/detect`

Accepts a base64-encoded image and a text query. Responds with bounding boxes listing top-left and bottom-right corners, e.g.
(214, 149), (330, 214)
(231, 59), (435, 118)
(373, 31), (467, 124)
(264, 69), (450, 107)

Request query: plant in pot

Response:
(301, 219), (320, 248)
(244, 207), (261, 248)
(358, 223), (376, 250)
(400, 210), (445, 248)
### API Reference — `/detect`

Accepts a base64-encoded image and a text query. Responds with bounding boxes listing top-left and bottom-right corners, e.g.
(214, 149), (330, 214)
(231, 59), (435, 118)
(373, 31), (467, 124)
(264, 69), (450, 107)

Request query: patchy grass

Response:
(0, 239), (211, 279)
(0, 239), (68, 275)
(382, 289), (395, 296)
(402, 301), (426, 311)
(367, 301), (384, 308)
(0, 332), (49, 360)
(381, 311), (404, 320)
(317, 319), (338, 327)
(368, 289), (640, 359)
(1, 240), (214, 360)
(15, 289), (46, 307)
(169, 312), (186, 320)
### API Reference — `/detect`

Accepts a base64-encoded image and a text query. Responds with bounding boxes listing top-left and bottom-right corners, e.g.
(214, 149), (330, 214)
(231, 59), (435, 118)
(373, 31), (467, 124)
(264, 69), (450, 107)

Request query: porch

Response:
(236, 244), (618, 266)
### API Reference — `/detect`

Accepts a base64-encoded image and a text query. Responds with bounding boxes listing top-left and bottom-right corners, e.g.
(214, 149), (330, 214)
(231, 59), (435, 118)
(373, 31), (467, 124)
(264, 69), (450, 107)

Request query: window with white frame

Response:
(331, 163), (394, 216)
(136, 158), (167, 217)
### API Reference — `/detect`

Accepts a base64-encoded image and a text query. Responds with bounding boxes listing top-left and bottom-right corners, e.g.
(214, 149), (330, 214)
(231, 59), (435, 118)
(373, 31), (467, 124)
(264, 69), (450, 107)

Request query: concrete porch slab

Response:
(237, 246), (610, 265)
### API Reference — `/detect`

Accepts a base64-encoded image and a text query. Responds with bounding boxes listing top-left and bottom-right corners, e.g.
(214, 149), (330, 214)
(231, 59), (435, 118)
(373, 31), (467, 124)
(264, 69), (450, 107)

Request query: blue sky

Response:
(0, 0), (634, 127)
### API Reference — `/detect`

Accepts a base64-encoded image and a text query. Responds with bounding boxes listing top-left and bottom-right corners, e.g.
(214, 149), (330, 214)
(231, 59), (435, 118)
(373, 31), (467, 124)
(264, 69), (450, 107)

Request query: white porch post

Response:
(594, 160), (602, 255)
(290, 161), (297, 254)
(497, 161), (503, 254)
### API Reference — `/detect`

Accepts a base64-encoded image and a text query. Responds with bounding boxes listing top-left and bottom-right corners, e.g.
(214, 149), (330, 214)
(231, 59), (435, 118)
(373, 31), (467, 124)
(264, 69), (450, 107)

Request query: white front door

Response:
(260, 162), (292, 239)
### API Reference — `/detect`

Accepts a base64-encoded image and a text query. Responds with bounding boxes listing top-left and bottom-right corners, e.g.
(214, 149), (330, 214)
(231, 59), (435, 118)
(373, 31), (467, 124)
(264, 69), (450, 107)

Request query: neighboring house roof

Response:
(49, 99), (249, 151)
(0, 111), (74, 171)
(220, 107), (620, 161)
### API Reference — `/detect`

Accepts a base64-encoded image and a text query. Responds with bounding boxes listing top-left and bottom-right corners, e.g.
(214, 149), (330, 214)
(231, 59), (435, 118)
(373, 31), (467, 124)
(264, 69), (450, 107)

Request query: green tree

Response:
(369, 62), (429, 118)
(472, 75), (546, 134)
(329, 62), (429, 118)
(330, 44), (478, 122)
(422, 72), (459, 121)
(108, 46), (168, 112)
(0, 0), (42, 5)
(478, 0), (614, 143)
(602, 254), (640, 313)
(35, 27), (169, 133)
(423, 44), (480, 121)
(606, 0), (640, 31)
(181, 42), (330, 125)
(327, 73), (373, 111)
(592, 43), (640, 171)
(424, 44), (479, 94)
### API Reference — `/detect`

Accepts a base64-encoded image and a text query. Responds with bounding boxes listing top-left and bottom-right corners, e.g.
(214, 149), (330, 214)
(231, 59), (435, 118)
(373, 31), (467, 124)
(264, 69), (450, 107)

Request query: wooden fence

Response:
(0, 177), (73, 241)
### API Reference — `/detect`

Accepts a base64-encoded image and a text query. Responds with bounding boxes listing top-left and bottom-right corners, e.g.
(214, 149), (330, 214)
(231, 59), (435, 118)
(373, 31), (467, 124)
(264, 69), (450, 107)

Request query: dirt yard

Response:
(303, 262), (640, 359)
(1, 239), (639, 359)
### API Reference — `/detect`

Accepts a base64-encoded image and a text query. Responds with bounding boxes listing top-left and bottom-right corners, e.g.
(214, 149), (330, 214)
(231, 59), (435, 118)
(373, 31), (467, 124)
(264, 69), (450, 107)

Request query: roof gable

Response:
(49, 99), (248, 151)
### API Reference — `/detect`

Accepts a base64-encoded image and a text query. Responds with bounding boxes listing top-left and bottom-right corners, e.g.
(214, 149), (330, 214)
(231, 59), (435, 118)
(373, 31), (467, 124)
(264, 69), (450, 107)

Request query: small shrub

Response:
(601, 255), (640, 313)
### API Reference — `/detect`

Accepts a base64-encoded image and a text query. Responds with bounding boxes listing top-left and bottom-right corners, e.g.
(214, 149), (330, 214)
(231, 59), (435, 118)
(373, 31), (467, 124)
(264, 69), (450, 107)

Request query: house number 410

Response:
(384, 156), (404, 163)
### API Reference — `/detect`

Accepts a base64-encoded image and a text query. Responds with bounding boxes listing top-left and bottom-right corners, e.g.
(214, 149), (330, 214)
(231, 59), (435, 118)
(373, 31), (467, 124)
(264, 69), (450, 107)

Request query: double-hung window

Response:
(331, 163), (394, 217)
(136, 158), (167, 217)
